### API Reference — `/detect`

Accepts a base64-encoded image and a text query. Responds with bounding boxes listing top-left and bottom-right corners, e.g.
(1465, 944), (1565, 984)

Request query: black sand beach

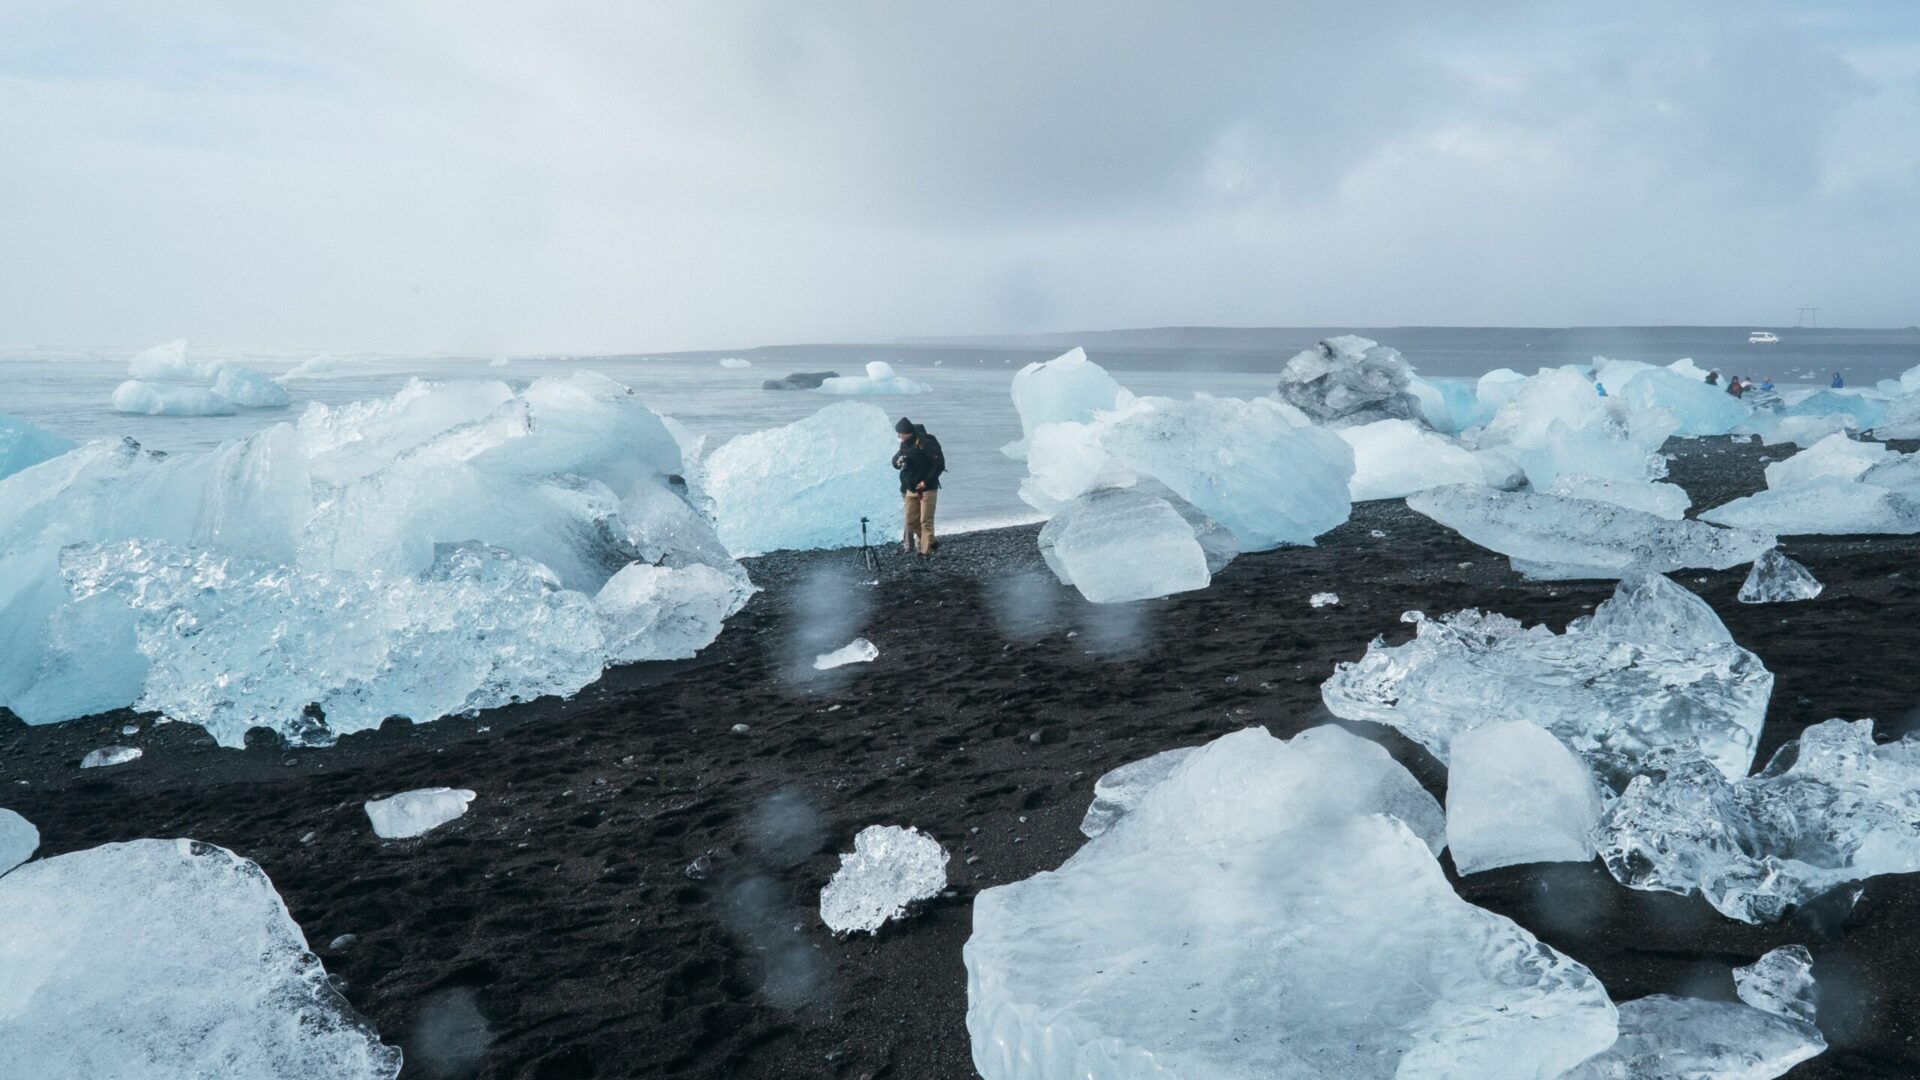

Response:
(7, 436), (1920, 1079)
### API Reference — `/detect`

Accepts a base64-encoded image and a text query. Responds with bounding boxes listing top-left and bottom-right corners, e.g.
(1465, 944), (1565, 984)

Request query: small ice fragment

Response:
(1562, 993), (1824, 1079)
(79, 746), (141, 769)
(1735, 945), (1818, 1024)
(819, 825), (948, 934)
(730, 723), (750, 734)
(1310, 591), (1340, 608)
(120, 724), (139, 735)
(685, 855), (713, 880)
(329, 933), (360, 950)
(0, 808), (38, 875)
(718, 357), (752, 369)
(1369, 529), (1388, 538)
(813, 638), (878, 670)
(1739, 549), (1823, 604)
(487, 357), (509, 367)
(1445, 720), (1605, 874)
(364, 788), (474, 839)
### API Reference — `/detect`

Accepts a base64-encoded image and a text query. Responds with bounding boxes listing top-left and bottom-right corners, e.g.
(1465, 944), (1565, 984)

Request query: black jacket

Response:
(893, 430), (945, 493)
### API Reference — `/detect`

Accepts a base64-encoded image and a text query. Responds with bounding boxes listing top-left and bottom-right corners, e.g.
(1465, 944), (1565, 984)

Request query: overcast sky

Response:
(2, 2), (1917, 353)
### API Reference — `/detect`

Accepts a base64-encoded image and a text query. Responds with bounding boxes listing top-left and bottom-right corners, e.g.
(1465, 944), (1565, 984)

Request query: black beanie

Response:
(895, 417), (915, 434)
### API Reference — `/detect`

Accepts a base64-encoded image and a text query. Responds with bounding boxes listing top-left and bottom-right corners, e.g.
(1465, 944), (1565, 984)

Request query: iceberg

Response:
(0, 807), (37, 876)
(1275, 335), (1423, 425)
(1700, 478), (1920, 536)
(110, 379), (237, 416)
(1544, 474), (1691, 520)
(1406, 484), (1774, 580)
(212, 365), (292, 408)
(1339, 419), (1500, 501)
(0, 838), (401, 1079)
(2, 374), (752, 740)
(702, 401), (901, 555)
(126, 339), (219, 381)
(813, 638), (879, 670)
(1323, 574), (1773, 786)
(1003, 347), (1128, 458)
(1077, 745), (1199, 838)
(365, 787), (475, 839)
(819, 825), (948, 934)
(0, 413), (75, 482)
(815, 360), (930, 396)
(1037, 486), (1217, 603)
(717, 357), (752, 369)
(1598, 718), (1920, 923)
(1445, 720), (1606, 875)
(762, 370), (838, 390)
(1739, 549), (1823, 603)
(1763, 432), (1891, 489)
(966, 726), (1614, 1080)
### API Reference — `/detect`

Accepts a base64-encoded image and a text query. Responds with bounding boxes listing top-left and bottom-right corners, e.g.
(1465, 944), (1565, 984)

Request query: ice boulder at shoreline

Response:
(111, 379), (237, 416)
(819, 825), (948, 934)
(702, 401), (901, 555)
(965, 726), (1613, 1080)
(0, 838), (402, 1079)
(1340, 418), (1514, 501)
(814, 360), (930, 396)
(1276, 335), (1423, 425)
(365, 787), (475, 839)
(1, 373), (754, 742)
(1037, 485), (1230, 603)
(1408, 484), (1774, 579)
(1324, 574), (1772, 785)
(1764, 433), (1890, 489)
(1078, 744), (1199, 838)
(0, 413), (75, 481)
(1003, 347), (1129, 458)
(1598, 718), (1920, 923)
(1701, 478), (1920, 535)
(1446, 720), (1606, 874)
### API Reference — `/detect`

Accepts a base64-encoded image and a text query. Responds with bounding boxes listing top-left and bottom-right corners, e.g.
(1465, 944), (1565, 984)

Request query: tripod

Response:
(859, 516), (878, 576)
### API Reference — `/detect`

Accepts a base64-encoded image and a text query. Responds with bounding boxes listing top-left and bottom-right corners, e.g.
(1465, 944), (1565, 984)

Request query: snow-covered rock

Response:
(365, 788), (475, 839)
(1324, 574), (1772, 785)
(1599, 718), (1920, 923)
(820, 825), (948, 934)
(702, 402), (900, 555)
(1407, 485), (1774, 580)
(0, 838), (401, 1079)
(965, 726), (1613, 1080)
(1446, 720), (1606, 875)
(1739, 549), (1823, 603)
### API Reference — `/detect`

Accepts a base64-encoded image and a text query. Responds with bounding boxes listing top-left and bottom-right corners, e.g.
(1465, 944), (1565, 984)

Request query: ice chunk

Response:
(1739, 549), (1823, 603)
(1407, 484), (1774, 580)
(595, 561), (752, 662)
(0, 838), (402, 1078)
(1859, 451), (1920, 496)
(1275, 335), (1423, 425)
(814, 638), (879, 670)
(365, 787), (475, 839)
(1562, 993), (1824, 1080)
(966, 727), (1612, 1080)
(819, 824), (948, 934)
(1752, 412), (1857, 447)
(1340, 419), (1495, 500)
(717, 356), (752, 369)
(1446, 720), (1605, 874)
(79, 745), (142, 769)
(702, 402), (901, 555)
(1783, 388), (1885, 430)
(1470, 368), (1677, 488)
(1323, 575), (1772, 785)
(1078, 745), (1199, 838)
(1310, 591), (1339, 607)
(126, 338), (219, 381)
(0, 413), (75, 482)
(762, 370), (838, 390)
(1613, 366), (1749, 436)
(1736, 945), (1818, 1024)
(1763, 432), (1891, 488)
(1546, 474), (1691, 520)
(1003, 347), (1129, 458)
(110, 379), (237, 416)
(1037, 486), (1215, 603)
(1599, 718), (1920, 922)
(0, 808), (38, 876)
(212, 365), (292, 408)
(1406, 374), (1491, 433)
(1700, 478), (1920, 535)
(814, 360), (931, 395)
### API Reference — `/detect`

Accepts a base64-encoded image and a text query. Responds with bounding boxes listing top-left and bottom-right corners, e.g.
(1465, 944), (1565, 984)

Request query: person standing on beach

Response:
(1832, 372), (1846, 389)
(892, 417), (945, 555)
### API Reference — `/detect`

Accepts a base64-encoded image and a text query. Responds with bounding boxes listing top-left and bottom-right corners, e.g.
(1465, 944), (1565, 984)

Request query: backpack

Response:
(915, 428), (947, 474)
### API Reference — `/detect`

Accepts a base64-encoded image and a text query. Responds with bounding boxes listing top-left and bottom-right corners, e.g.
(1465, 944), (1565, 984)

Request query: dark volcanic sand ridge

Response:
(6, 436), (1920, 1078)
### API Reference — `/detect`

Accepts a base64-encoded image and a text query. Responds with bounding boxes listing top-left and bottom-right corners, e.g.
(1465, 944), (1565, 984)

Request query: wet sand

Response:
(6, 436), (1920, 1078)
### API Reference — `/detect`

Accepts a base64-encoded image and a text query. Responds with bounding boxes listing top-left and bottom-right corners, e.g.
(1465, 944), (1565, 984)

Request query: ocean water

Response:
(7, 325), (1914, 531)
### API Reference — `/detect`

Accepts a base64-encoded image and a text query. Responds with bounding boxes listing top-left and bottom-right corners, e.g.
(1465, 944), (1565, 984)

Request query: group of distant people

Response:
(1703, 370), (1788, 398)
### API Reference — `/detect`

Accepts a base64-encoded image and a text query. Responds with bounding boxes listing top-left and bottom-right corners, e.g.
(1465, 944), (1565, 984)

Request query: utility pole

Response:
(1797, 306), (1819, 328)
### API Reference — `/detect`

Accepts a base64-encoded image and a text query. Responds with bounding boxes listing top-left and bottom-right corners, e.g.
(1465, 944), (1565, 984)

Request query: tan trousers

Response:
(903, 490), (938, 554)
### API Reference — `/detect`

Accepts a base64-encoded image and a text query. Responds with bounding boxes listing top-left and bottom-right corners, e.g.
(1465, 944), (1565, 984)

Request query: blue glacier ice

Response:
(966, 726), (1615, 1080)
(1037, 486), (1221, 603)
(1003, 347), (1129, 458)
(701, 401), (901, 555)
(0, 413), (75, 481)
(1763, 433), (1891, 488)
(126, 339), (219, 381)
(0, 807), (37, 876)
(212, 365), (292, 408)
(1340, 419), (1513, 501)
(1406, 375), (1491, 433)
(1781, 389), (1885, 431)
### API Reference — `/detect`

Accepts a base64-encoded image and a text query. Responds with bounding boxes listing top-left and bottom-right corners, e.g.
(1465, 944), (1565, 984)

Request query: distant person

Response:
(1727, 376), (1746, 398)
(1594, 381), (1607, 398)
(1705, 370), (1720, 386)
(1760, 376), (1775, 392)
(892, 417), (945, 555)
(1831, 372), (1845, 389)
